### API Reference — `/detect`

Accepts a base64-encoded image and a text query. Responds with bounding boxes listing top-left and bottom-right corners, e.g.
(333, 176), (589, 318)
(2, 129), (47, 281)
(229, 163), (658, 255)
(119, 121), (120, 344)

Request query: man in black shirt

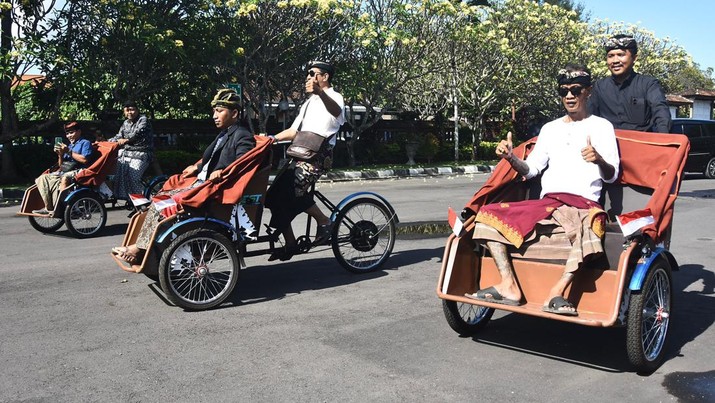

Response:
(588, 34), (671, 133)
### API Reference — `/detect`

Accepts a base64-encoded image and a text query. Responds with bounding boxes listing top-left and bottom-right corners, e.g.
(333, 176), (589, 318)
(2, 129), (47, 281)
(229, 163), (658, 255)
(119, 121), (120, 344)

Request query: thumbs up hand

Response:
(496, 131), (514, 160)
(581, 135), (602, 163)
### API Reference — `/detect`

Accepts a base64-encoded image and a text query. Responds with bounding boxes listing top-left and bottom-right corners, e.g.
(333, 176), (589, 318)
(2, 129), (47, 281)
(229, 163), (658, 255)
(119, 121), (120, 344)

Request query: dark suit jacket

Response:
(198, 124), (256, 174)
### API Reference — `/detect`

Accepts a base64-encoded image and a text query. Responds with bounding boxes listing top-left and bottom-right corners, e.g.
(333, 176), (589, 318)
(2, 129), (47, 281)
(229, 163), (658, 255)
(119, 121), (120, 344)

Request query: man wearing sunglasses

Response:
(588, 34), (671, 133)
(33, 121), (94, 215)
(465, 64), (620, 316)
(265, 60), (346, 261)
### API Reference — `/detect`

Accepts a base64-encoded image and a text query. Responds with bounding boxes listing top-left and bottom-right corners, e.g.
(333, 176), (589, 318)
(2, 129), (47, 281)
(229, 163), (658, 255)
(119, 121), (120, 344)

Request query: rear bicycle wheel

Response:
(331, 198), (396, 273)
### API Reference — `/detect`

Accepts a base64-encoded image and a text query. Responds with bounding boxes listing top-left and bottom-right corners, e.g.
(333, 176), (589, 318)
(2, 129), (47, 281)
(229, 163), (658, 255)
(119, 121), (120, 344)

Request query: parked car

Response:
(670, 118), (715, 178)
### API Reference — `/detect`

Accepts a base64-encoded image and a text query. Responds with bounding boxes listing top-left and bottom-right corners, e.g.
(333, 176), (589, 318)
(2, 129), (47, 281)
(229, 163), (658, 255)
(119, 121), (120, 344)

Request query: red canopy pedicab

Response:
(437, 129), (689, 373)
(18, 141), (120, 237)
(112, 136), (398, 310)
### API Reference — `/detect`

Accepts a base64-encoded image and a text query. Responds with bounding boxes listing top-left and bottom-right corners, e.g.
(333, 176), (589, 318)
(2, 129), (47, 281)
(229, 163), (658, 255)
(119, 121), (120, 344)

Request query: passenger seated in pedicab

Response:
(263, 60), (346, 261)
(464, 63), (620, 316)
(111, 89), (255, 270)
(33, 121), (94, 216)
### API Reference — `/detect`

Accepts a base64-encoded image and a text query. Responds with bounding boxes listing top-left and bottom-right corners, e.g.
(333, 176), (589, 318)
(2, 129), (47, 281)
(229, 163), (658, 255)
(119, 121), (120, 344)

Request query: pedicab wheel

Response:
(705, 157), (715, 179)
(158, 229), (239, 310)
(331, 198), (396, 273)
(442, 300), (494, 336)
(28, 215), (64, 233)
(64, 196), (107, 238)
(626, 257), (672, 373)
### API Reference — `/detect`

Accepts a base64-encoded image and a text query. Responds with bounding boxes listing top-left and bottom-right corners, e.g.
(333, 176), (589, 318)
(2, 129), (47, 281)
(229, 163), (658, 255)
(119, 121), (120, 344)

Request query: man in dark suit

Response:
(112, 89), (255, 270)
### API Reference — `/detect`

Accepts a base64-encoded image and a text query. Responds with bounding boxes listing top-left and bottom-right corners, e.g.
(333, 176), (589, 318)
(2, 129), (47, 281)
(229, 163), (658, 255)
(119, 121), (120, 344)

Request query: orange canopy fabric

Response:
(464, 130), (689, 243)
(172, 135), (272, 209)
(74, 141), (120, 187)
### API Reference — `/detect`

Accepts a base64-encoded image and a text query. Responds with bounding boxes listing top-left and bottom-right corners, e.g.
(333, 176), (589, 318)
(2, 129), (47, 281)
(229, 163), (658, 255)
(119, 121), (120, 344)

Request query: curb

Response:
(322, 164), (494, 182)
(0, 164), (494, 203)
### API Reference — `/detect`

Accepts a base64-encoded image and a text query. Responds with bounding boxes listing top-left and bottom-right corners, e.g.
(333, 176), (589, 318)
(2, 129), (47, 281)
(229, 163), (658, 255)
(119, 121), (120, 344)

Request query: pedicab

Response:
(437, 129), (689, 373)
(17, 142), (168, 238)
(111, 136), (398, 310)
(18, 141), (120, 238)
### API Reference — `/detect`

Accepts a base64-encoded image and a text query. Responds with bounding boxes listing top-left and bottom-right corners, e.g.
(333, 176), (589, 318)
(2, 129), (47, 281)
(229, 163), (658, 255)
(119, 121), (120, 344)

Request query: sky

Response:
(583, 0), (715, 70)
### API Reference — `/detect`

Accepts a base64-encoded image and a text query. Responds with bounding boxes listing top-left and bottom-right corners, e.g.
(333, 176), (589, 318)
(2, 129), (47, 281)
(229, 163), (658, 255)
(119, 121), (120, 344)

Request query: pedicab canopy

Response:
(162, 135), (272, 209)
(73, 141), (120, 187)
(464, 129), (690, 244)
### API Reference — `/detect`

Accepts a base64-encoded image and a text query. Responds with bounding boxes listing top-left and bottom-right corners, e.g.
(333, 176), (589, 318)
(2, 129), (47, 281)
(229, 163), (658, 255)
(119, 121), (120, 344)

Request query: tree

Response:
(0, 0), (79, 180)
(219, 0), (352, 134)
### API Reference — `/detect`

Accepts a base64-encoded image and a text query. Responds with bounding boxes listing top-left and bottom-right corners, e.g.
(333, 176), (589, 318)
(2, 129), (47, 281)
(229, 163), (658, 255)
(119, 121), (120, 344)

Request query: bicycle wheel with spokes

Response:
(159, 229), (240, 310)
(331, 198), (396, 273)
(28, 215), (64, 233)
(442, 300), (494, 336)
(64, 195), (107, 238)
(626, 257), (672, 373)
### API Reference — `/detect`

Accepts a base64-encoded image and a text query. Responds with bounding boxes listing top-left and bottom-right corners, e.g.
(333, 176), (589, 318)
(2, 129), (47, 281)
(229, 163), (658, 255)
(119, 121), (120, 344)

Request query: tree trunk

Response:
(0, 4), (18, 181)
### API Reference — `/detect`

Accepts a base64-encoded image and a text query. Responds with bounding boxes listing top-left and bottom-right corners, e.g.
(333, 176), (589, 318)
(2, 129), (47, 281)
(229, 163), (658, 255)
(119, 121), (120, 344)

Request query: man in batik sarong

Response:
(466, 63), (620, 316)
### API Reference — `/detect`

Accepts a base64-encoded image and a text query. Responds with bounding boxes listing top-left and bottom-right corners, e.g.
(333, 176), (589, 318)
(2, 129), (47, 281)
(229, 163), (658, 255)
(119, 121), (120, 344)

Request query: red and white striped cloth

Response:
(616, 208), (655, 236)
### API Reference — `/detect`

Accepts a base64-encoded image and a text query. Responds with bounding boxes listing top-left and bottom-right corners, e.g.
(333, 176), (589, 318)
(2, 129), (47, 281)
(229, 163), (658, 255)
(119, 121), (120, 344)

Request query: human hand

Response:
(496, 132), (514, 160)
(581, 135), (602, 163)
(208, 169), (222, 183)
(118, 138), (129, 146)
(305, 77), (321, 95)
(182, 164), (198, 178)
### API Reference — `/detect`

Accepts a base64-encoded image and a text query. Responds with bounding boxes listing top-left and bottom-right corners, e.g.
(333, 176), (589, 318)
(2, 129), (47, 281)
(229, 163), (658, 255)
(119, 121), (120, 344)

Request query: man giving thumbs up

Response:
(466, 63), (620, 316)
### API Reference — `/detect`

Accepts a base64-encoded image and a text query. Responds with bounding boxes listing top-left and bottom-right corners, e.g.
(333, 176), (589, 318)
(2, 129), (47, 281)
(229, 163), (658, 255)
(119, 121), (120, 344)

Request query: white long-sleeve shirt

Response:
(525, 115), (620, 202)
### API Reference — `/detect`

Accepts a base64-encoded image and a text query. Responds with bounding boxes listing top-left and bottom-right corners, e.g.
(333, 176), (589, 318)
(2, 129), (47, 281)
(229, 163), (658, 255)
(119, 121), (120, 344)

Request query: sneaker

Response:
(32, 208), (50, 215)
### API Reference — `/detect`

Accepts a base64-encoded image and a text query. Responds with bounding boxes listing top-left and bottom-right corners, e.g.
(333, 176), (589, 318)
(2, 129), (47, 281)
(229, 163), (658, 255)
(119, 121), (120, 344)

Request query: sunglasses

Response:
(557, 85), (584, 97)
(65, 129), (77, 134)
(307, 70), (324, 77)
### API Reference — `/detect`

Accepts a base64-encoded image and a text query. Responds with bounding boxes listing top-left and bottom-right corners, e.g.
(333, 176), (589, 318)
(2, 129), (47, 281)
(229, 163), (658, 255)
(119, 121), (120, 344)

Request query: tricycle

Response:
(437, 129), (689, 373)
(17, 141), (167, 238)
(112, 136), (398, 310)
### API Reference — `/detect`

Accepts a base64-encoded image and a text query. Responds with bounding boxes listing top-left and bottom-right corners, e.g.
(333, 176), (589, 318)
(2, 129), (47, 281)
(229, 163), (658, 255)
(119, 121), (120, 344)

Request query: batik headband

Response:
(605, 35), (637, 53)
(557, 69), (592, 87)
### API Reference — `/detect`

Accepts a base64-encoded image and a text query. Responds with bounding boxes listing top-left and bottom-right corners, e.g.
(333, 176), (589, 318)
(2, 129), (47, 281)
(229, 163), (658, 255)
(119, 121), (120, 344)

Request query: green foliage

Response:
(9, 143), (57, 179)
(155, 150), (201, 175)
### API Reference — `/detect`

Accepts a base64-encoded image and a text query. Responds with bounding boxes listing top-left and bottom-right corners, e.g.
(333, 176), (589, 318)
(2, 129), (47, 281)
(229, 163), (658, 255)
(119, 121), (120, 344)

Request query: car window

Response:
(683, 124), (702, 139)
(671, 123), (684, 134)
(702, 123), (715, 137)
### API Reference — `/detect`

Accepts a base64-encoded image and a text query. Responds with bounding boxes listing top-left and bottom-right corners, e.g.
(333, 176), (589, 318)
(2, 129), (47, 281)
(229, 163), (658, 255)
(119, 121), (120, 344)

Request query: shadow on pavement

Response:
(458, 263), (715, 374)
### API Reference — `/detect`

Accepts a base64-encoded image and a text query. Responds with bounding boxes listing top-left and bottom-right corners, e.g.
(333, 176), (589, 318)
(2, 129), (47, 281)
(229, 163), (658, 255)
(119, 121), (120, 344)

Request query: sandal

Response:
(542, 296), (578, 316)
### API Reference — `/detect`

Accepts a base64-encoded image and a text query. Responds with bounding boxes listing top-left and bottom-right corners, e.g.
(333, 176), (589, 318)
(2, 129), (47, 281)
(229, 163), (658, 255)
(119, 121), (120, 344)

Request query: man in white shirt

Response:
(465, 63), (620, 316)
(266, 60), (346, 261)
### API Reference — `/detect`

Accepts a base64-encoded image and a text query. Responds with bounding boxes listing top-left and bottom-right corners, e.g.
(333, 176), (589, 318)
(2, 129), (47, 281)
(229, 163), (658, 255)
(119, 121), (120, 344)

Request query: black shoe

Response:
(314, 222), (333, 245)
(267, 244), (299, 262)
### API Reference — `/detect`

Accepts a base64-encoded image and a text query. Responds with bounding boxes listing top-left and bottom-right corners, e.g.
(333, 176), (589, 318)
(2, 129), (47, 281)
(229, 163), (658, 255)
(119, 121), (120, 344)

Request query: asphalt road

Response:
(0, 174), (713, 402)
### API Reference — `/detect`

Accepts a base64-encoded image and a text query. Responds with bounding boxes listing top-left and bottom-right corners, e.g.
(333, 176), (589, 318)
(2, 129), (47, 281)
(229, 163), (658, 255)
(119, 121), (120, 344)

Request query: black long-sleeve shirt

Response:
(588, 72), (672, 133)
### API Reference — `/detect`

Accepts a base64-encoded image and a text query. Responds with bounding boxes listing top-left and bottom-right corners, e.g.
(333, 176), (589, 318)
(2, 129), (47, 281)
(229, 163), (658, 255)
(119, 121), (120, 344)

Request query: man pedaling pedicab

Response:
(464, 63), (620, 316)
(263, 60), (346, 261)
(111, 89), (255, 272)
(33, 121), (94, 216)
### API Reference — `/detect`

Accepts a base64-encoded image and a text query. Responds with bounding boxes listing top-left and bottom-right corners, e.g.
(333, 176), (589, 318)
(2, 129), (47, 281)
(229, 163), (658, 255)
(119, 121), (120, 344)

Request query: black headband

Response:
(557, 69), (592, 87)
